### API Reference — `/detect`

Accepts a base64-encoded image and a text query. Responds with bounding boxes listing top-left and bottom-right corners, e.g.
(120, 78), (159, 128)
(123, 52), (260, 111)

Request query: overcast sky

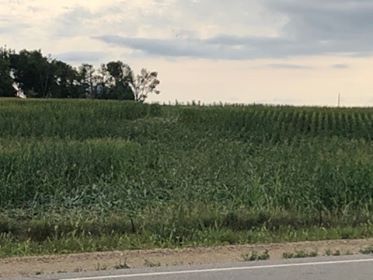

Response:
(1, 0), (373, 106)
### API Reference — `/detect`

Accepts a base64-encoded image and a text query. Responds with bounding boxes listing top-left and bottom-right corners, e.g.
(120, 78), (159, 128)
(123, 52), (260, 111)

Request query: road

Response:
(8, 255), (373, 280)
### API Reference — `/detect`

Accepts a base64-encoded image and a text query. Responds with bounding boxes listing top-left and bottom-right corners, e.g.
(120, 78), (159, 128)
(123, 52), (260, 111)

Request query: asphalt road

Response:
(8, 255), (373, 280)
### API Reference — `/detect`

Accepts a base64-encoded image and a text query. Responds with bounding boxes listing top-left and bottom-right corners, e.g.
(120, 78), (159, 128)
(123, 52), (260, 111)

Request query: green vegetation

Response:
(324, 249), (342, 256)
(144, 259), (161, 267)
(0, 48), (160, 101)
(359, 246), (373, 255)
(242, 250), (270, 261)
(1, 99), (373, 257)
(114, 260), (131, 270)
(282, 250), (318, 259)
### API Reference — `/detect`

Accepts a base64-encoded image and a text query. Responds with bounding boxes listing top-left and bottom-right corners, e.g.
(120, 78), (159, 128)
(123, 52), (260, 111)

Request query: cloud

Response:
(55, 51), (106, 63)
(94, 0), (373, 60)
(96, 35), (298, 60)
(94, 31), (371, 60)
(94, 35), (229, 59)
(2, 0), (373, 61)
(53, 6), (94, 37)
(267, 63), (312, 70)
(0, 17), (30, 34)
(332, 64), (349, 69)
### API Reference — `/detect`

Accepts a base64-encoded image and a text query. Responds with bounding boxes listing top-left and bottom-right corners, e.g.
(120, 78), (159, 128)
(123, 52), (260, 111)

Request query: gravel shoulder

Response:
(1, 238), (372, 278)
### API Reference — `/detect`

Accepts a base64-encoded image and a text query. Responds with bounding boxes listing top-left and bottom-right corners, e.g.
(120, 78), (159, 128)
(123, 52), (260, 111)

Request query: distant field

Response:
(0, 99), (373, 257)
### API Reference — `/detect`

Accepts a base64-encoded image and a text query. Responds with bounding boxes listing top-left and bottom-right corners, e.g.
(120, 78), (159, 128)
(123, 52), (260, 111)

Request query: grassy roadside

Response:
(1, 209), (373, 257)
(1, 225), (373, 258)
(0, 225), (373, 258)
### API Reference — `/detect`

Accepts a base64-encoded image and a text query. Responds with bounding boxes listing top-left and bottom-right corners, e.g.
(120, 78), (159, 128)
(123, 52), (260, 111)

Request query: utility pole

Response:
(338, 93), (341, 107)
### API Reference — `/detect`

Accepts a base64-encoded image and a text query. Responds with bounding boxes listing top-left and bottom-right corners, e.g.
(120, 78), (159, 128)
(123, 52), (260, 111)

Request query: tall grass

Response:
(0, 99), (373, 256)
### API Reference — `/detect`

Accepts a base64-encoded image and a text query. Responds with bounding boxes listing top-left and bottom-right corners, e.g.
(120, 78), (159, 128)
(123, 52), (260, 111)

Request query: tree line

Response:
(0, 47), (160, 101)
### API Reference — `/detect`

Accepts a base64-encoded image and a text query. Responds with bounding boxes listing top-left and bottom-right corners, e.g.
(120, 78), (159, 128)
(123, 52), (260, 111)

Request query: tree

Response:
(0, 47), (161, 101)
(9, 50), (82, 99)
(0, 47), (14, 97)
(78, 64), (95, 98)
(129, 69), (160, 102)
(105, 62), (161, 102)
(106, 61), (133, 84)
(51, 60), (80, 98)
(10, 50), (53, 98)
(105, 61), (134, 100)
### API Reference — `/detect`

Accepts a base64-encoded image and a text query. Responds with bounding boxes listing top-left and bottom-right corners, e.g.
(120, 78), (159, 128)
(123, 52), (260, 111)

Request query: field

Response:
(0, 99), (373, 257)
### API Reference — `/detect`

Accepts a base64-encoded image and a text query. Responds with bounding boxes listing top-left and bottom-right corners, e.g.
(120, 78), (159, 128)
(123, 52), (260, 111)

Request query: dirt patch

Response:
(1, 239), (372, 278)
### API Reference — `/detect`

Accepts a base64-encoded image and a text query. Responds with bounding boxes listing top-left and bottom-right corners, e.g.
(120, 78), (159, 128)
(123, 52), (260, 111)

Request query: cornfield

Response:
(0, 99), (372, 255)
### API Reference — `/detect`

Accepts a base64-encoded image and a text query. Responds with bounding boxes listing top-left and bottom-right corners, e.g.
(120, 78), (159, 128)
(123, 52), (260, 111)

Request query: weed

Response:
(95, 263), (108, 271)
(114, 259), (130, 270)
(325, 249), (341, 256)
(144, 259), (161, 267)
(242, 250), (270, 261)
(283, 250), (318, 259)
(360, 246), (373, 255)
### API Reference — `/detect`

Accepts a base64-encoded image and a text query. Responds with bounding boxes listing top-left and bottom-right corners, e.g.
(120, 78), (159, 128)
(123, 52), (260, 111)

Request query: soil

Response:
(1, 238), (372, 278)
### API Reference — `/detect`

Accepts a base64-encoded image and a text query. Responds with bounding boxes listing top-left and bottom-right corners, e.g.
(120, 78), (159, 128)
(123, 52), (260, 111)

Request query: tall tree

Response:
(129, 69), (160, 103)
(78, 64), (95, 98)
(51, 60), (80, 98)
(10, 50), (53, 97)
(105, 61), (134, 100)
(106, 61), (133, 84)
(0, 47), (15, 97)
(1, 47), (161, 101)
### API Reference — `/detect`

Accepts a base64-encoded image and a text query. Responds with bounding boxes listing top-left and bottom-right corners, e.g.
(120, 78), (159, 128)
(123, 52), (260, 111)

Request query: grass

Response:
(144, 259), (161, 267)
(282, 250), (318, 259)
(359, 246), (373, 255)
(114, 259), (130, 270)
(242, 250), (270, 261)
(0, 99), (373, 257)
(0, 224), (372, 257)
(324, 249), (342, 256)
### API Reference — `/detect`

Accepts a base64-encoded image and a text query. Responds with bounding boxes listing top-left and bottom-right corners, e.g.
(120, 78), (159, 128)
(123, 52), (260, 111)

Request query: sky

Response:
(1, 0), (373, 106)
